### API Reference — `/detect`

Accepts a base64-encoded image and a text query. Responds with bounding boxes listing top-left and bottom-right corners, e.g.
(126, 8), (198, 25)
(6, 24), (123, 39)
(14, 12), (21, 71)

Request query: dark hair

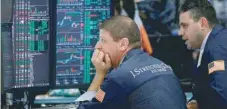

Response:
(99, 15), (141, 48)
(180, 0), (218, 27)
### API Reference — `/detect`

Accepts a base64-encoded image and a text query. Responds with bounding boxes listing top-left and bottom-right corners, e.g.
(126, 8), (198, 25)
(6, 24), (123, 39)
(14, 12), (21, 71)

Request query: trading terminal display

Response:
(56, 0), (111, 86)
(3, 0), (50, 89)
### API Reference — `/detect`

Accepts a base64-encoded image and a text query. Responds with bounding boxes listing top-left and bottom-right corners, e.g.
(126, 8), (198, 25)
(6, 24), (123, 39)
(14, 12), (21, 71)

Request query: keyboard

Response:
(32, 104), (78, 109)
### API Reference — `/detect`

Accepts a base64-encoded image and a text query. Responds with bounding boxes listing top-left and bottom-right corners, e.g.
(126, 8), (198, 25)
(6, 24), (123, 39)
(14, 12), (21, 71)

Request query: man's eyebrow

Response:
(179, 22), (187, 26)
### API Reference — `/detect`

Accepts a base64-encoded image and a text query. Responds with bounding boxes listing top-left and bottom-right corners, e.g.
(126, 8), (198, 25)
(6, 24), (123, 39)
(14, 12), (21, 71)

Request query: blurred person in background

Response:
(137, 0), (177, 36)
(210, 0), (227, 27)
(113, 0), (153, 55)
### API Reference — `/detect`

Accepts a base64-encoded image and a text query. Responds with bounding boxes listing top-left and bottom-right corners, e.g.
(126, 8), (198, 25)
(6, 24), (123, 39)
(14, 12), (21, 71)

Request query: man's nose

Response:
(95, 41), (102, 50)
(178, 29), (187, 40)
(178, 28), (184, 36)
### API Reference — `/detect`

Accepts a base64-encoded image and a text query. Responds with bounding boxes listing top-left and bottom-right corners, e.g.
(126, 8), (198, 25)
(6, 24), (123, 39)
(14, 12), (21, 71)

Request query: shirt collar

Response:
(196, 29), (212, 67)
(200, 30), (212, 51)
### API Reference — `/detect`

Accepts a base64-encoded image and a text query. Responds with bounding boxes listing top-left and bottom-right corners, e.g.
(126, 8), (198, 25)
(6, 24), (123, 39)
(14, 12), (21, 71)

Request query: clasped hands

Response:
(91, 49), (112, 78)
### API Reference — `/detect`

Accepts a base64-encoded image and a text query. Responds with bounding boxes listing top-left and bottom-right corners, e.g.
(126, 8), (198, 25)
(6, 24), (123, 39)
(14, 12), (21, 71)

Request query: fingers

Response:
(105, 54), (111, 66)
(92, 49), (100, 59)
(91, 49), (99, 64)
(97, 51), (104, 62)
(91, 49), (112, 75)
(91, 48), (111, 67)
(187, 100), (198, 109)
(91, 49), (105, 64)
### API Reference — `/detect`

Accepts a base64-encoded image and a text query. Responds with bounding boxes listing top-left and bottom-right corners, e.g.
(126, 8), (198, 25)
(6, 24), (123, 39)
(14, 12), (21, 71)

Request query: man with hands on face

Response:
(88, 48), (112, 92)
(77, 15), (187, 109)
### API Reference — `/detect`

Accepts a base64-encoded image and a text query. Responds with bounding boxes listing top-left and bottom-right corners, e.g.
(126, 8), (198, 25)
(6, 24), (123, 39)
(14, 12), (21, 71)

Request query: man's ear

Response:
(119, 38), (129, 51)
(200, 17), (209, 30)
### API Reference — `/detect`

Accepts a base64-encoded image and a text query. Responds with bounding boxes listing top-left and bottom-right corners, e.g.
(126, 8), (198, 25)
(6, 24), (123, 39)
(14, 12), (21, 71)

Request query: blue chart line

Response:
(57, 11), (82, 33)
(57, 17), (80, 28)
(57, 54), (84, 64)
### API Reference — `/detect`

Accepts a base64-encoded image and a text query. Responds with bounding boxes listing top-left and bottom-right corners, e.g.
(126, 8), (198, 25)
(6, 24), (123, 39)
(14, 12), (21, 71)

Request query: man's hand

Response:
(187, 100), (199, 109)
(88, 49), (112, 91)
(91, 49), (112, 77)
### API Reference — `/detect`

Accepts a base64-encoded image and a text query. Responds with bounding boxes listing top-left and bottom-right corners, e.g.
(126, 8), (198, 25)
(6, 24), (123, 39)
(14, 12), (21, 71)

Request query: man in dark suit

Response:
(179, 0), (227, 109)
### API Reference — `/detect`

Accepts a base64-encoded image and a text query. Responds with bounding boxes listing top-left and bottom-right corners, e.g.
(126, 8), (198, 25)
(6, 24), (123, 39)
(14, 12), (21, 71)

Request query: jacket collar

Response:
(210, 24), (224, 36)
(205, 24), (224, 50)
(122, 48), (143, 63)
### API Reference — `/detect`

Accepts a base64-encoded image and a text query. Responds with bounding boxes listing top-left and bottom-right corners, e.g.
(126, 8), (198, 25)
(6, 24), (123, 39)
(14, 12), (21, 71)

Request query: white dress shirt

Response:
(197, 30), (212, 67)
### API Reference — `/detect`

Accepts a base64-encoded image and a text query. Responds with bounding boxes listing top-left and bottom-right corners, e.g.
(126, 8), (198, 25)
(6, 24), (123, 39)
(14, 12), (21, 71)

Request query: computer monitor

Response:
(1, 0), (50, 91)
(55, 0), (112, 88)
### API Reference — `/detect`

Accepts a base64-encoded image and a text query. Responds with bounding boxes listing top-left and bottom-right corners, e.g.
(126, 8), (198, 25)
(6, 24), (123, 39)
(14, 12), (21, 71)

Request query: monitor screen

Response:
(55, 0), (111, 87)
(2, 0), (50, 90)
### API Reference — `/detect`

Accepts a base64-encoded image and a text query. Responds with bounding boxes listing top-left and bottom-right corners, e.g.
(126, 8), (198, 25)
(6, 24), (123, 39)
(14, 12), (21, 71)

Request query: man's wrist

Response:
(95, 70), (108, 77)
(87, 74), (105, 91)
(95, 73), (106, 78)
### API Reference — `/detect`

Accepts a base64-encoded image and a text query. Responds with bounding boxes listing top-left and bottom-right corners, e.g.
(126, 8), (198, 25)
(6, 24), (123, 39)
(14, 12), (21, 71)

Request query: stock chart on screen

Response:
(3, 0), (50, 89)
(56, 0), (111, 86)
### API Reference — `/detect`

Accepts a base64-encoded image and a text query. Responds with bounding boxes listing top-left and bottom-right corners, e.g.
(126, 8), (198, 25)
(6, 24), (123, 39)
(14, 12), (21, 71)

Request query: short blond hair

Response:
(99, 15), (141, 48)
